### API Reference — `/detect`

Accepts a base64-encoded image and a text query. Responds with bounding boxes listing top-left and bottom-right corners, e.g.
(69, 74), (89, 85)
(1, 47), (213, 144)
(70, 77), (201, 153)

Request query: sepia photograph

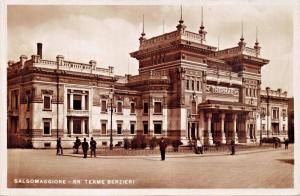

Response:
(1, 0), (299, 195)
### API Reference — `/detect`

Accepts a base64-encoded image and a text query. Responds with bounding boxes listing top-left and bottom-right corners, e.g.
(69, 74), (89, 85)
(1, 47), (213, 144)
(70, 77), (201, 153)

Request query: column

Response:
(245, 115), (250, 143)
(81, 94), (85, 110)
(232, 114), (238, 143)
(220, 113), (226, 144)
(81, 119), (85, 134)
(70, 118), (73, 135)
(70, 93), (73, 110)
(207, 112), (213, 145)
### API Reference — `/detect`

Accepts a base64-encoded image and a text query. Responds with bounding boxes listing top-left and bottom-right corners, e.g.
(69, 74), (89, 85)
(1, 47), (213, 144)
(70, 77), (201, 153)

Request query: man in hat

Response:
(159, 137), (167, 161)
(90, 137), (97, 157)
(82, 138), (89, 158)
(56, 137), (63, 155)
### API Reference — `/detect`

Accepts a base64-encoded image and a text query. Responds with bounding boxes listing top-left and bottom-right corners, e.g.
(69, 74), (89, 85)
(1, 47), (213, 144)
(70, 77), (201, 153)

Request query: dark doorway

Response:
(272, 123), (279, 135)
(250, 124), (253, 139)
(191, 123), (196, 140)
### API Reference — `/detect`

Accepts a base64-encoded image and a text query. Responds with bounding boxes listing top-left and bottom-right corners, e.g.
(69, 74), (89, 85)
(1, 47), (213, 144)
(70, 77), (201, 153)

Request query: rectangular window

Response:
(14, 94), (19, 110)
(272, 107), (279, 119)
(154, 102), (162, 114)
(73, 119), (82, 134)
(191, 80), (194, 91)
(282, 109), (287, 119)
(43, 96), (51, 110)
(192, 102), (196, 114)
(261, 108), (266, 119)
(130, 102), (135, 114)
(186, 80), (189, 90)
(43, 120), (51, 135)
(73, 95), (82, 110)
(101, 122), (107, 135)
(143, 121), (148, 134)
(246, 88), (249, 97)
(85, 95), (88, 110)
(154, 121), (162, 134)
(117, 102), (123, 113)
(117, 123), (122, 135)
(67, 119), (70, 134)
(101, 100), (107, 112)
(130, 122), (135, 135)
(143, 102), (148, 114)
(67, 94), (70, 109)
(26, 95), (30, 111)
(84, 119), (88, 134)
(196, 81), (200, 91)
(262, 124), (265, 131)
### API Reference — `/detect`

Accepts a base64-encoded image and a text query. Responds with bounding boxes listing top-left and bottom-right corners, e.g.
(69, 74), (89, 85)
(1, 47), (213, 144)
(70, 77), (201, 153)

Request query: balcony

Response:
(67, 109), (89, 117)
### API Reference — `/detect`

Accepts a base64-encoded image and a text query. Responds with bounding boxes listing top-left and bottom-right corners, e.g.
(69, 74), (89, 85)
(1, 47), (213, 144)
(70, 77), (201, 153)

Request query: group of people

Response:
(56, 137), (97, 158)
(74, 137), (97, 158)
(193, 139), (235, 155)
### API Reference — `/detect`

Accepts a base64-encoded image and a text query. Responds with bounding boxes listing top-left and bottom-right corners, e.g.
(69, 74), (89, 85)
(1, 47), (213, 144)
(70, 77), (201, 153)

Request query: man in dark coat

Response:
(284, 138), (289, 149)
(90, 137), (97, 157)
(56, 137), (63, 155)
(82, 138), (89, 158)
(159, 137), (167, 161)
(230, 140), (235, 155)
(74, 137), (81, 154)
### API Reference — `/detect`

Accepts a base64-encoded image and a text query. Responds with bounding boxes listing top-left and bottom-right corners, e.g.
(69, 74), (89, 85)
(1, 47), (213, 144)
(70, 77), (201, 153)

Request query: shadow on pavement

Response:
(277, 159), (294, 165)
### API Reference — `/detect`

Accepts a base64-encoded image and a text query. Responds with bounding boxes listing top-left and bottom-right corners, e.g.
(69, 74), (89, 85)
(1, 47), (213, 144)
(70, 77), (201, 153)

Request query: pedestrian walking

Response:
(90, 137), (97, 157)
(159, 137), (167, 161)
(82, 138), (89, 158)
(230, 140), (235, 155)
(284, 138), (289, 149)
(56, 137), (63, 155)
(196, 138), (203, 155)
(74, 137), (81, 154)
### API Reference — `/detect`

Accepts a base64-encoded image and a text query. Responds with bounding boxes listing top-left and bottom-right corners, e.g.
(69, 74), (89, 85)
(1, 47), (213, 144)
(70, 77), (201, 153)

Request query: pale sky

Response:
(7, 4), (294, 96)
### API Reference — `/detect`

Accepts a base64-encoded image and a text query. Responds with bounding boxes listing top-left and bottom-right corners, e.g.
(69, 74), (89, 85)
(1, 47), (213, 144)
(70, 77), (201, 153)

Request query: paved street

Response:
(7, 146), (293, 188)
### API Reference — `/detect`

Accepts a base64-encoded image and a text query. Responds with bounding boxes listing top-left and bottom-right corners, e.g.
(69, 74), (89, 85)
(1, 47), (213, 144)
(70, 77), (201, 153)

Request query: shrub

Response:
(149, 137), (158, 149)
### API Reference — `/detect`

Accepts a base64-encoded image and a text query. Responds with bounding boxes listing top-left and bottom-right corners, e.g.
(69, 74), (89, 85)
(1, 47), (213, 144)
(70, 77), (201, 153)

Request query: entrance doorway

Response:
(272, 123), (279, 135)
(249, 124), (253, 139)
(191, 123), (196, 140)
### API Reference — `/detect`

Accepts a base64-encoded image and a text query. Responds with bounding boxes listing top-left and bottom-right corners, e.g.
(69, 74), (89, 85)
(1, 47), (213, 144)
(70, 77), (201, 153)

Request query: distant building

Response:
(7, 13), (290, 148)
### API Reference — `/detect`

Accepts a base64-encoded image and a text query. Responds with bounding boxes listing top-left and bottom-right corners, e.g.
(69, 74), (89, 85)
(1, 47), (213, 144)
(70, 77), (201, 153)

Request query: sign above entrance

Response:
(206, 85), (239, 96)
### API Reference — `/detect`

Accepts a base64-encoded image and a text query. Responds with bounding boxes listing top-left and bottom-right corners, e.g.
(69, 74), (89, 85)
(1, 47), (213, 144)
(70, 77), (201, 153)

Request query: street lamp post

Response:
(266, 87), (270, 138)
(56, 60), (59, 140)
(109, 88), (114, 150)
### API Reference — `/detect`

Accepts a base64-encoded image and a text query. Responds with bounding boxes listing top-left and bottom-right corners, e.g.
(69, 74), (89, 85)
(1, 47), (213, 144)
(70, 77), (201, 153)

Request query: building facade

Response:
(7, 17), (290, 148)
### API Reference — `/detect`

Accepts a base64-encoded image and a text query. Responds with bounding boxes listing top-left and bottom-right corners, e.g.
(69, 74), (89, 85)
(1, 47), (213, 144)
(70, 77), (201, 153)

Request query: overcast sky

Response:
(7, 4), (294, 96)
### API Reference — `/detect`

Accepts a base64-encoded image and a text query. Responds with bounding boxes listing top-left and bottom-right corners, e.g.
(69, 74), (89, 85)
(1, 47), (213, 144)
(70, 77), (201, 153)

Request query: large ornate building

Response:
(7, 14), (290, 148)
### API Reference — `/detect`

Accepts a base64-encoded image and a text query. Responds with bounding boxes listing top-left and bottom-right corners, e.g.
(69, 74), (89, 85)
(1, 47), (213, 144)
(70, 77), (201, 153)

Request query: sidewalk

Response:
(63, 144), (286, 158)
